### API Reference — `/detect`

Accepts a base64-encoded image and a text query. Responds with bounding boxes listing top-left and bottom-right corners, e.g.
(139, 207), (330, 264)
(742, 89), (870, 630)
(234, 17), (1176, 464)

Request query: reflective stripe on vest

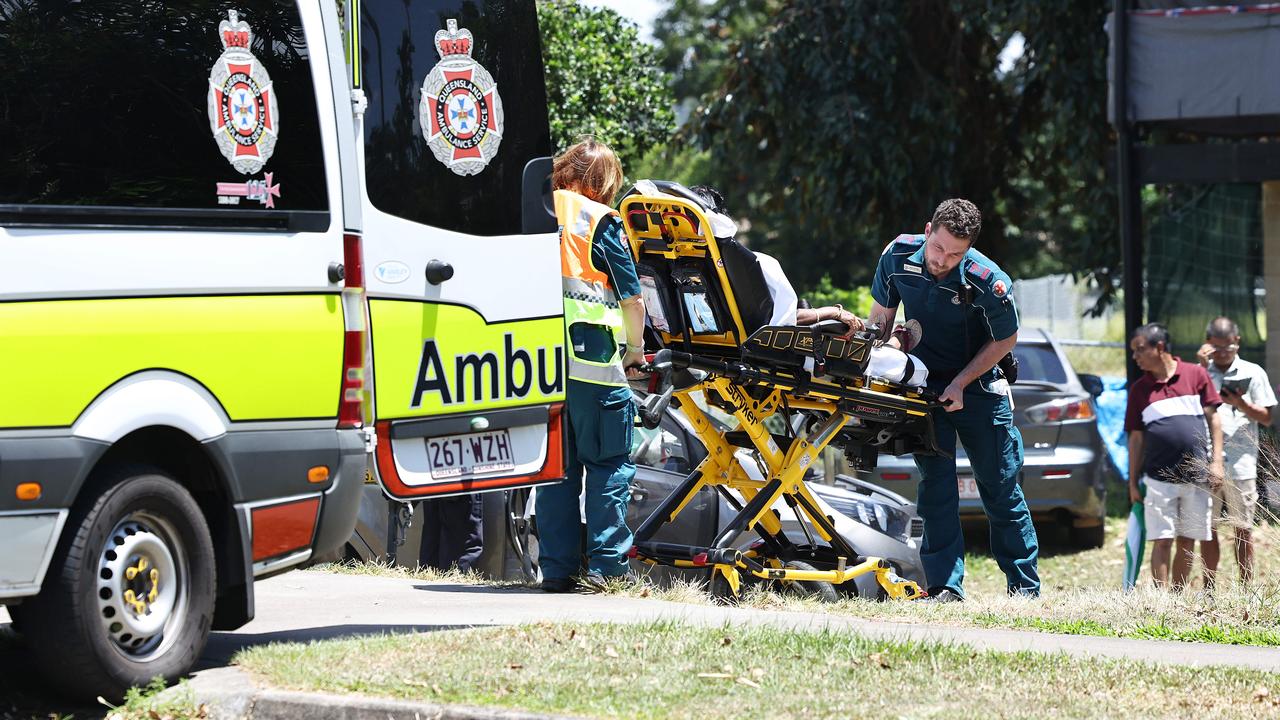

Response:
(556, 189), (628, 387)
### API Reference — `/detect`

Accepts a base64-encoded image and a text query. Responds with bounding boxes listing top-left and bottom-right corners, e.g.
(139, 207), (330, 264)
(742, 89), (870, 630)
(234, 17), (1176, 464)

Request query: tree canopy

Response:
(537, 0), (676, 170)
(653, 0), (1117, 306)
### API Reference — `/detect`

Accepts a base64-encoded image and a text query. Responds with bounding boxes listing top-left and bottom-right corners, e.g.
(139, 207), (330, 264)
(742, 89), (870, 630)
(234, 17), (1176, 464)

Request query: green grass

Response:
(105, 677), (207, 720)
(313, 482), (1280, 648)
(972, 615), (1280, 647)
(236, 621), (1280, 720)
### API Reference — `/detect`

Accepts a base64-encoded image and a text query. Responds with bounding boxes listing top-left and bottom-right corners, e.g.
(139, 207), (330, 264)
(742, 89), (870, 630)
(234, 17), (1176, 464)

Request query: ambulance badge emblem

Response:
(207, 11), (279, 175)
(420, 19), (504, 176)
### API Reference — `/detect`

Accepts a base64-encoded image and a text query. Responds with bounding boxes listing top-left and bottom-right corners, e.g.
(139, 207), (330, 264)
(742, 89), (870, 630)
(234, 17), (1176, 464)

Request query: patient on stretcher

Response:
(677, 183), (930, 387)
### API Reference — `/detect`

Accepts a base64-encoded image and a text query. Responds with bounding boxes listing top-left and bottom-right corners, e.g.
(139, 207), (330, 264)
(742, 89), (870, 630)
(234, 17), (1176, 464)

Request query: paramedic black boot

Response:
(919, 587), (964, 604)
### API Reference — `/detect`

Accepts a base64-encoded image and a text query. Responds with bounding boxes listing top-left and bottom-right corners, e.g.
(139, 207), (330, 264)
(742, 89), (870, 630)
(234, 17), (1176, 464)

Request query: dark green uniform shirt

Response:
(870, 233), (1019, 377)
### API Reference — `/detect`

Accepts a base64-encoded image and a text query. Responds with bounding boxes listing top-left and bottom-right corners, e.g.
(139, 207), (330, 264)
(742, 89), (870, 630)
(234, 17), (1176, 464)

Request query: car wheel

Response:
(20, 468), (215, 702)
(773, 560), (839, 603)
(1069, 522), (1105, 550)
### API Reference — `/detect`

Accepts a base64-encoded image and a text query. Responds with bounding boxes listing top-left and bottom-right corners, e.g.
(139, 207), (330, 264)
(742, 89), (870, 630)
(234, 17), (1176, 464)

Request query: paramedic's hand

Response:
(623, 348), (646, 371)
(939, 381), (965, 413)
(1208, 459), (1225, 491)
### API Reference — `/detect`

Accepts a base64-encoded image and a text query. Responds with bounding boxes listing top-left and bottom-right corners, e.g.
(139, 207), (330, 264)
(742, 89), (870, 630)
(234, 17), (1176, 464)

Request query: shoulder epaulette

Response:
(893, 233), (925, 246)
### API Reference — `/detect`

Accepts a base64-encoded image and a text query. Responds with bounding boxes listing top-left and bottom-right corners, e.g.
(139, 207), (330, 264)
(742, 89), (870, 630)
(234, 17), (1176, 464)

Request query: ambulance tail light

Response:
(343, 232), (364, 289)
(338, 232), (367, 429)
(338, 330), (365, 428)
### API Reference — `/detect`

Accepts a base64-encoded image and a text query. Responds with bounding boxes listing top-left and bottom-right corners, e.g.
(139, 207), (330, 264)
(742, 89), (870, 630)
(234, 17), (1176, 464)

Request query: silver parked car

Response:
(336, 390), (927, 596)
(859, 328), (1109, 548)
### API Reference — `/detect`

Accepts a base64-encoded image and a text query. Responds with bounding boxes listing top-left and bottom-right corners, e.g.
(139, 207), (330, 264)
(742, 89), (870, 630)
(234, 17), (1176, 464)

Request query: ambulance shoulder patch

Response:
(966, 260), (993, 282)
(992, 279), (1008, 298)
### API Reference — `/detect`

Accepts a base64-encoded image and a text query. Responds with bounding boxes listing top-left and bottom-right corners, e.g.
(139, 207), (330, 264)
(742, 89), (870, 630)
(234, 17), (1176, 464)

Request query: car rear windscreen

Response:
(1013, 343), (1069, 384)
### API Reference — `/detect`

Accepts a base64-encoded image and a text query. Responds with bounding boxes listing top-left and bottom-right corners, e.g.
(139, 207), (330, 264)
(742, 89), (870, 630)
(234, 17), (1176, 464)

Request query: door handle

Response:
(425, 259), (454, 285)
(327, 262), (345, 284)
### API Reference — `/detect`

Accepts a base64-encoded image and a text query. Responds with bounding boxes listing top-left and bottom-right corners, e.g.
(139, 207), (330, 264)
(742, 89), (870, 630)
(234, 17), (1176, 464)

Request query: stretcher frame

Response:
(620, 191), (946, 601)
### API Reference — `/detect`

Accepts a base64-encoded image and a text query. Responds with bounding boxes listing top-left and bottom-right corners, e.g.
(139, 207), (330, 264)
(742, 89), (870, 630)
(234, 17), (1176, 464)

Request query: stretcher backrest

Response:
(618, 189), (773, 355)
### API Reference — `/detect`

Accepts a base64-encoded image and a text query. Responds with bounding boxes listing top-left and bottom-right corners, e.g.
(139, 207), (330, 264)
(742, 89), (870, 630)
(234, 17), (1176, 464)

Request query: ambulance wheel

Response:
(20, 468), (215, 702)
(773, 560), (839, 603)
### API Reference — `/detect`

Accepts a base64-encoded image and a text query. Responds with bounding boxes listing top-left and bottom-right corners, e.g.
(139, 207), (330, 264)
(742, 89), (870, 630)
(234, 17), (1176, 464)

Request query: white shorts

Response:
(1212, 477), (1258, 529)
(1144, 476), (1213, 541)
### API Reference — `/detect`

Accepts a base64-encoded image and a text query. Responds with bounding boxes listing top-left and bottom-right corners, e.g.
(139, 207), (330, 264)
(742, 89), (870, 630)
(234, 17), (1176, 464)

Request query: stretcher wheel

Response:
(773, 560), (839, 603)
(707, 567), (742, 605)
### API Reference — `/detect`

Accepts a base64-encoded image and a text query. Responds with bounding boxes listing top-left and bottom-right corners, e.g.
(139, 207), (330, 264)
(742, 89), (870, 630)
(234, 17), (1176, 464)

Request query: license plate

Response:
(427, 429), (515, 479)
(958, 475), (980, 500)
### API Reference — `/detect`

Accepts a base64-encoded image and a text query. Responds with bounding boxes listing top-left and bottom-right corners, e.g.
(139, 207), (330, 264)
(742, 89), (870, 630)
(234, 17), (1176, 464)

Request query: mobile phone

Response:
(1221, 377), (1251, 396)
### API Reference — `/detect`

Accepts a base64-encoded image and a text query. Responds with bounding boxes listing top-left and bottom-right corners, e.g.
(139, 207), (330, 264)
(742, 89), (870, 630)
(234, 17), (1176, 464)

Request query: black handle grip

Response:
(425, 259), (454, 285)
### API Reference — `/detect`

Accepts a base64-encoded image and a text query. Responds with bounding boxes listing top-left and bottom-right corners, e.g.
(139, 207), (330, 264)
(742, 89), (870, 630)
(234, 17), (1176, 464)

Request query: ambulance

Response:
(0, 0), (563, 699)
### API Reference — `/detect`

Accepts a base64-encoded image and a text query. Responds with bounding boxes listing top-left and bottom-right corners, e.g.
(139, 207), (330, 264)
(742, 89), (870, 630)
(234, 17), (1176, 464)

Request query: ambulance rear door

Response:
(353, 0), (566, 500)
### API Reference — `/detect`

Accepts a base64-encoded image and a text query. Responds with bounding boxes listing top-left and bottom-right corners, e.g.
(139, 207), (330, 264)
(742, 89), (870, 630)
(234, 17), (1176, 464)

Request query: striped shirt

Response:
(1125, 359), (1221, 484)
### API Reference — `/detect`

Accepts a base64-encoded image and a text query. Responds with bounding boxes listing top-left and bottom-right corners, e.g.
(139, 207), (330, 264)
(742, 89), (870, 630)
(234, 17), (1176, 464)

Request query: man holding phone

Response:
(1197, 316), (1275, 586)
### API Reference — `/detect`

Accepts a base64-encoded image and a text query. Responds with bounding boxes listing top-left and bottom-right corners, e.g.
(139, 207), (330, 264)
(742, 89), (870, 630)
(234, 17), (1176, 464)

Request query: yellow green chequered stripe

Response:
(1, 295), (345, 428)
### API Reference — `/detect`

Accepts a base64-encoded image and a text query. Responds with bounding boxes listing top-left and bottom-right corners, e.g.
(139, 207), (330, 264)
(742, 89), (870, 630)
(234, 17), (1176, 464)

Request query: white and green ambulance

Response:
(0, 0), (563, 699)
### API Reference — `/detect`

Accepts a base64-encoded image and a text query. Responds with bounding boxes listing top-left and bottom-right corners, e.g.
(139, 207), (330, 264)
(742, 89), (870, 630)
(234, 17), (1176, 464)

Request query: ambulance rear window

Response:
(0, 1), (328, 227)
(360, 0), (552, 236)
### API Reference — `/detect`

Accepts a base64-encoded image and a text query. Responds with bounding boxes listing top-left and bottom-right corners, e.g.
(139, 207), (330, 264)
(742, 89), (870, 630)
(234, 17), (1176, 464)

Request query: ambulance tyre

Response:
(21, 468), (215, 703)
(773, 560), (839, 603)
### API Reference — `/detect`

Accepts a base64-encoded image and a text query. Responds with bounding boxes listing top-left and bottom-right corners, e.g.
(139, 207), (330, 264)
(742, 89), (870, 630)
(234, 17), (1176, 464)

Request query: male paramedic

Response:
(539, 138), (647, 593)
(865, 199), (1040, 601)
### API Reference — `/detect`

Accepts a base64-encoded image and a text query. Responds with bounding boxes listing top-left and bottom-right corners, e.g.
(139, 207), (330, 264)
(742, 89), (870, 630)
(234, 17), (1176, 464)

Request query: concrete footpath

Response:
(155, 569), (1280, 718)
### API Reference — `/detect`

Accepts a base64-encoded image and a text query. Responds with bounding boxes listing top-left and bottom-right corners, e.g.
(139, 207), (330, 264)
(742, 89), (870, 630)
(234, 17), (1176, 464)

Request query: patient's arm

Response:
(797, 305), (863, 339)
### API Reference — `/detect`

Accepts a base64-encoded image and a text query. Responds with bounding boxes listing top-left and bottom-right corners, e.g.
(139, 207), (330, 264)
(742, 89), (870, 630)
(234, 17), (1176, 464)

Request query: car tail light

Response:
(882, 472), (912, 481)
(1042, 469), (1073, 480)
(338, 232), (366, 429)
(1025, 396), (1095, 424)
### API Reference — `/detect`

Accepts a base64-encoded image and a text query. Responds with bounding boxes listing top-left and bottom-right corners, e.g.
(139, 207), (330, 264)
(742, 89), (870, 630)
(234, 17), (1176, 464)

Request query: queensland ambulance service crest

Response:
(207, 10), (279, 175)
(419, 19), (504, 176)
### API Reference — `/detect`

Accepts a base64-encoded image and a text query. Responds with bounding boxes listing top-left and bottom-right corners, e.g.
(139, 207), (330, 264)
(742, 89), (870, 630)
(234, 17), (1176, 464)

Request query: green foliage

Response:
(538, 0), (676, 170)
(801, 277), (872, 317)
(652, 0), (783, 105)
(664, 0), (1117, 306)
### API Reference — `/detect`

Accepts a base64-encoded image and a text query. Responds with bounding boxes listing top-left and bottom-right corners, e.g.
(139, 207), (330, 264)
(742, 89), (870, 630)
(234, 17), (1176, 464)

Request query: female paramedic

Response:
(539, 138), (647, 593)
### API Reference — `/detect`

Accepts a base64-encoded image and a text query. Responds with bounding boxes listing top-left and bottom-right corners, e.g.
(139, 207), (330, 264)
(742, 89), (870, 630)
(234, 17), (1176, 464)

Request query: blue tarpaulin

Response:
(1096, 376), (1130, 480)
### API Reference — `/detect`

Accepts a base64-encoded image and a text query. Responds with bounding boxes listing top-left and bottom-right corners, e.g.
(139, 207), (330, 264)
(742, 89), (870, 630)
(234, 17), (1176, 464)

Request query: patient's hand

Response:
(833, 308), (863, 340)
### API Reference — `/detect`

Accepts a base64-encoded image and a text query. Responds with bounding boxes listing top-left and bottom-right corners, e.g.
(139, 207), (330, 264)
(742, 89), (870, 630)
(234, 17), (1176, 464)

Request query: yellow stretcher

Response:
(619, 185), (950, 602)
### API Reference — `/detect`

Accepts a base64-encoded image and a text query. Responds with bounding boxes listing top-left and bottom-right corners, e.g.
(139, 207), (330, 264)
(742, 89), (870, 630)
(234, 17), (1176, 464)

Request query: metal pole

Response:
(1115, 0), (1143, 383)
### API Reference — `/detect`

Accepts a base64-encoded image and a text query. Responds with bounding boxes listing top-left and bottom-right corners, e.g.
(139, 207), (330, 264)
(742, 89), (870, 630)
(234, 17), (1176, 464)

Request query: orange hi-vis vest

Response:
(555, 189), (628, 387)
